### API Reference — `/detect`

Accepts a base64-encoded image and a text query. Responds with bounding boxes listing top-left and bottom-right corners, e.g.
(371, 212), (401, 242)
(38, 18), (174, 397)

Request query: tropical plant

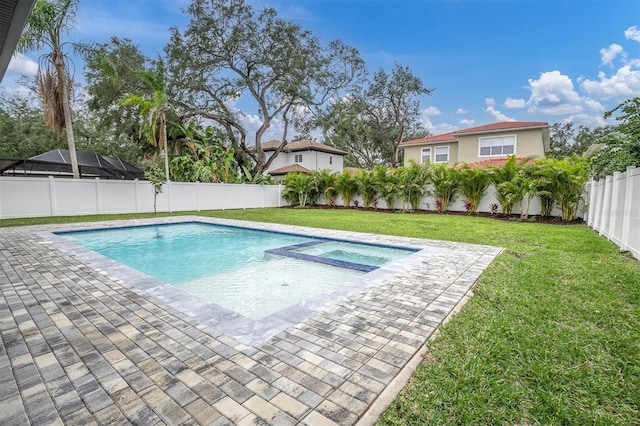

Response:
(121, 57), (174, 181)
(530, 159), (556, 217)
(549, 156), (588, 221)
(396, 161), (430, 211)
(458, 165), (492, 214)
(355, 169), (378, 209)
(372, 165), (400, 210)
(144, 165), (166, 214)
(314, 169), (338, 207)
(430, 164), (459, 213)
(336, 170), (358, 207)
(282, 172), (318, 207)
(18, 0), (82, 178)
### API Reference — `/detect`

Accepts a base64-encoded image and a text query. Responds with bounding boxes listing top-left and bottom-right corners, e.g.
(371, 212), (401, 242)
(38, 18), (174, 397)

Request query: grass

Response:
(3, 208), (639, 424)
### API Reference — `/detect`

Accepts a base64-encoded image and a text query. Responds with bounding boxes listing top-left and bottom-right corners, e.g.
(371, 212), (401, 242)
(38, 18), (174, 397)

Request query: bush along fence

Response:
(282, 156), (588, 221)
(586, 165), (640, 261)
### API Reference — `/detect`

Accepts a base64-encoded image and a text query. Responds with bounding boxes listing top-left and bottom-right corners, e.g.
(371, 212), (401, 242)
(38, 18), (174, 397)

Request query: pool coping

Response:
(1, 216), (503, 425)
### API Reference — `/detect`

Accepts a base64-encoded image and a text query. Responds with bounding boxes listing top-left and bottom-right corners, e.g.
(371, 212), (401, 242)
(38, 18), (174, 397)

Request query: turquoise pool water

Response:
(58, 222), (415, 319)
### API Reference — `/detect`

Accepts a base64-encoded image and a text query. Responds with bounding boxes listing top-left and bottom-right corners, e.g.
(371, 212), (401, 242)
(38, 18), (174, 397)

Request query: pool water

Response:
(59, 222), (415, 319)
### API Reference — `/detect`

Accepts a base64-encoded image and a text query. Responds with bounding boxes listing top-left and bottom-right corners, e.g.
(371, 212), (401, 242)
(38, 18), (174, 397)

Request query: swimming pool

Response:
(58, 222), (416, 320)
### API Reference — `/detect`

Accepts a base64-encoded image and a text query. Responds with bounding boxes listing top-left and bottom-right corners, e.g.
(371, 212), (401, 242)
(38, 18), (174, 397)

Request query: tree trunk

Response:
(161, 112), (170, 182)
(56, 53), (79, 179)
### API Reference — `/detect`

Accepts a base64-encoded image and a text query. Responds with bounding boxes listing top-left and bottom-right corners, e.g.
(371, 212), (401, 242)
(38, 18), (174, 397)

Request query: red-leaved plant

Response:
(490, 203), (499, 215)
(435, 197), (445, 213)
(464, 199), (473, 213)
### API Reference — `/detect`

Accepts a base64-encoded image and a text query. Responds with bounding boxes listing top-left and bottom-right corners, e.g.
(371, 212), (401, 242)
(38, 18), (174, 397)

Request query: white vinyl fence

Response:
(585, 165), (640, 261)
(0, 176), (283, 219)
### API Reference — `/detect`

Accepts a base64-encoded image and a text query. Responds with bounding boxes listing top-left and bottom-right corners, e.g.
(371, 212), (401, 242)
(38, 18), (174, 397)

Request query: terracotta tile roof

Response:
(267, 164), (311, 176)
(261, 140), (348, 155)
(400, 121), (548, 147)
(461, 157), (537, 169)
(454, 121), (548, 135)
(399, 132), (456, 147)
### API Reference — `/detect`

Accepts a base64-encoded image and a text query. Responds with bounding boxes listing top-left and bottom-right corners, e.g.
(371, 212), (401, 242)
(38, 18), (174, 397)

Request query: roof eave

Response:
(0, 0), (36, 83)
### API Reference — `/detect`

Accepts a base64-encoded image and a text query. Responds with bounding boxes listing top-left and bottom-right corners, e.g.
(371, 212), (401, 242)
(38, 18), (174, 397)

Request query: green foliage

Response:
(355, 169), (378, 208)
(431, 164), (459, 212)
(282, 172), (318, 207)
(549, 156), (588, 221)
(0, 91), (58, 158)
(458, 165), (492, 214)
(166, 0), (365, 176)
(315, 169), (339, 206)
(588, 97), (640, 176)
(336, 170), (358, 207)
(548, 122), (609, 159)
(396, 161), (431, 211)
(372, 165), (400, 210)
(84, 37), (149, 149)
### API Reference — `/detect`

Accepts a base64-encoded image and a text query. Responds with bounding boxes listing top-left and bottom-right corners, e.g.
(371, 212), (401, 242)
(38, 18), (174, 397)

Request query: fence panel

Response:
(0, 177), (285, 219)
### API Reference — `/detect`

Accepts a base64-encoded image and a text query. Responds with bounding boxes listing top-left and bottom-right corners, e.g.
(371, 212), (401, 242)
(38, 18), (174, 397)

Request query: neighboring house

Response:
(400, 121), (550, 167)
(262, 140), (347, 177)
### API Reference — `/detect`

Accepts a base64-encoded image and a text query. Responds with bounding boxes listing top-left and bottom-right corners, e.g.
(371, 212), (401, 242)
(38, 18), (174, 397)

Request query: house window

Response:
(329, 156), (333, 165)
(294, 154), (303, 163)
(421, 147), (431, 163)
(434, 146), (449, 163)
(479, 135), (515, 157)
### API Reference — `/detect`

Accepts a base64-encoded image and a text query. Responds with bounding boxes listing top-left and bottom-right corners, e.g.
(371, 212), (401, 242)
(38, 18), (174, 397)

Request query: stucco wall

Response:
(457, 128), (546, 163)
(403, 142), (458, 166)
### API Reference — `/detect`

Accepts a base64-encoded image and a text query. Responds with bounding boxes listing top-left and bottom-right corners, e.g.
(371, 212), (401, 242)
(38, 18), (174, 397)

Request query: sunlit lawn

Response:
(3, 208), (639, 424)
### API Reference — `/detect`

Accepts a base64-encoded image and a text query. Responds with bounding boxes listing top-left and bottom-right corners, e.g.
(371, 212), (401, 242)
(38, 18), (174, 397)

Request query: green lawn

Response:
(3, 208), (639, 424)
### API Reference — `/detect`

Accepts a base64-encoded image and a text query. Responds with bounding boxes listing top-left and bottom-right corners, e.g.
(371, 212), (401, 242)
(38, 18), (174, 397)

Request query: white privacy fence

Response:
(0, 176), (283, 219)
(585, 166), (640, 261)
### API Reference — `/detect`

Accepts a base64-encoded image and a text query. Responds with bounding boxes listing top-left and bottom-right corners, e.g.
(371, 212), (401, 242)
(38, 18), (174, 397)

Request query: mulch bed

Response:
(283, 205), (585, 225)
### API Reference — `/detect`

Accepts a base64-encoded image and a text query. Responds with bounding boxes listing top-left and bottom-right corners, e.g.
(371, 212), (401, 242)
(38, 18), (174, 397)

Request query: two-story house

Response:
(400, 121), (550, 167)
(262, 140), (347, 177)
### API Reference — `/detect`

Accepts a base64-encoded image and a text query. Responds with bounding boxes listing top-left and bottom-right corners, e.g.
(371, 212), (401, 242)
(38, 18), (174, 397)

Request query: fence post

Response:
(608, 171), (623, 245)
(48, 176), (57, 217)
(587, 181), (596, 226)
(620, 166), (637, 252)
(95, 178), (102, 214)
(599, 175), (613, 237)
(592, 179), (604, 232)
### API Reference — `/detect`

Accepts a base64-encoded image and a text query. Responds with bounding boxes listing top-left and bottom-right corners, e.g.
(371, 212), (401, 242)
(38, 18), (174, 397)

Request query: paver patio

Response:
(0, 216), (501, 425)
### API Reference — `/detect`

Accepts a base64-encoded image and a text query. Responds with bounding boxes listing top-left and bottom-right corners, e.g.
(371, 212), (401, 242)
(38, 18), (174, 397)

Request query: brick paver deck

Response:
(0, 217), (501, 425)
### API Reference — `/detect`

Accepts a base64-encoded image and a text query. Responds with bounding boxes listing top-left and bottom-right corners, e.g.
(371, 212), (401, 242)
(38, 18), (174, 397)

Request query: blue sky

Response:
(4, 0), (640, 139)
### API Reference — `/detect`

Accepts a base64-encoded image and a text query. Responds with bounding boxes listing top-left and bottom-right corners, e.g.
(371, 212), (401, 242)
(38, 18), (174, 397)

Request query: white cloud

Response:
(600, 43), (625, 66)
(581, 64), (640, 100)
(625, 25), (640, 42)
(7, 53), (39, 76)
(526, 71), (590, 115)
(504, 97), (526, 109)
(422, 106), (441, 116)
(456, 108), (468, 114)
(484, 98), (515, 122)
(459, 119), (475, 126)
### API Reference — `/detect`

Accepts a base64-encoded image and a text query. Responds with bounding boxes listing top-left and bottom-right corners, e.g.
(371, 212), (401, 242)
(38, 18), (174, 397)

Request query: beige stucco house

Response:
(400, 121), (550, 167)
(262, 140), (347, 177)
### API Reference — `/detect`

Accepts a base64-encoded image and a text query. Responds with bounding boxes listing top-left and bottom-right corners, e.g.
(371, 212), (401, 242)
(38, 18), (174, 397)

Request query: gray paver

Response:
(0, 216), (500, 425)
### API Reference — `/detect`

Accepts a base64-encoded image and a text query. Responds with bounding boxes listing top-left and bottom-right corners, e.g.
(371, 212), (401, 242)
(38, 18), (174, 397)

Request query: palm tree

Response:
(336, 170), (358, 207)
(315, 169), (338, 206)
(18, 0), (81, 178)
(458, 165), (492, 214)
(355, 169), (378, 209)
(431, 164), (459, 213)
(121, 58), (173, 181)
(373, 165), (400, 211)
